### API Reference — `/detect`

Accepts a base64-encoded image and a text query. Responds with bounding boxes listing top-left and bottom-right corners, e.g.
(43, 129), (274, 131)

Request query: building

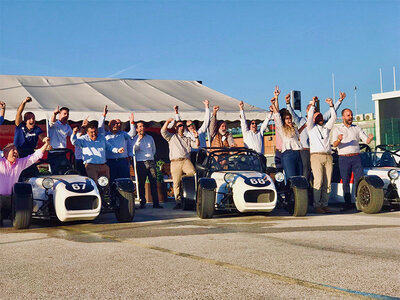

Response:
(372, 90), (400, 145)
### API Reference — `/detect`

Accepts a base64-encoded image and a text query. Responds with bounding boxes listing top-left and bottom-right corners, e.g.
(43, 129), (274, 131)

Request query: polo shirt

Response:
(14, 122), (43, 157)
(48, 120), (72, 149)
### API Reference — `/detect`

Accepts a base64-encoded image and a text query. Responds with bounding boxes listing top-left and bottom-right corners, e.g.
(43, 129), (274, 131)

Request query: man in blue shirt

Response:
(98, 105), (136, 183)
(14, 97), (46, 158)
(0, 101), (5, 125)
(130, 121), (162, 209)
(71, 122), (124, 185)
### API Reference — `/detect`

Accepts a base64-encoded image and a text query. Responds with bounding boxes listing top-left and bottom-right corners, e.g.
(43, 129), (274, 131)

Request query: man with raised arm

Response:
(306, 97), (337, 213)
(209, 105), (236, 148)
(49, 105), (72, 149)
(285, 92), (346, 182)
(130, 121), (162, 209)
(161, 118), (199, 209)
(168, 100), (211, 149)
(0, 101), (5, 125)
(239, 100), (272, 168)
(71, 122), (124, 186)
(14, 97), (46, 158)
(332, 108), (374, 210)
(98, 105), (136, 183)
(0, 137), (51, 225)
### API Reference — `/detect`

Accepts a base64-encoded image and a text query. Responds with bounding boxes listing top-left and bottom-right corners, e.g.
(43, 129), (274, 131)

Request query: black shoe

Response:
(140, 204), (146, 209)
(173, 203), (182, 209)
(153, 205), (164, 209)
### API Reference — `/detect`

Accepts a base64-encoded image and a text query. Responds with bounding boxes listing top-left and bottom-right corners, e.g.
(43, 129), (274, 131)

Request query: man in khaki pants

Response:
(161, 118), (200, 209)
(306, 96), (337, 213)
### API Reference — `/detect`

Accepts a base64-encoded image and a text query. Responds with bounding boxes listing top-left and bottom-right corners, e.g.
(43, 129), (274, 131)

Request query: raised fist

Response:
(203, 99), (209, 108)
(285, 93), (290, 104)
(238, 101), (244, 110)
(339, 92), (346, 102)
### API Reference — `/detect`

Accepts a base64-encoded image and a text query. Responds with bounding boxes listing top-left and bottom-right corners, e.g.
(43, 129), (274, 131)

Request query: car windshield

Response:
(360, 151), (397, 168)
(210, 153), (263, 172)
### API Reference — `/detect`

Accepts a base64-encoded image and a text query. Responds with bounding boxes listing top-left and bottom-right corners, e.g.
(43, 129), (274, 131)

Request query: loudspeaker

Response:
(292, 90), (301, 111)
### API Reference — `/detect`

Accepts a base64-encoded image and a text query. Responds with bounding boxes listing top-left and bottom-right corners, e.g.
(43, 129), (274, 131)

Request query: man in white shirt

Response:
(332, 108), (373, 209)
(238, 100), (272, 169)
(48, 106), (73, 174)
(307, 97), (336, 213)
(285, 92), (345, 182)
(130, 121), (162, 209)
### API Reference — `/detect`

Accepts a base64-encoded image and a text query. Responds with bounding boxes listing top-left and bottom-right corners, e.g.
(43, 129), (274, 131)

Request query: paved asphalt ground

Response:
(1, 203), (399, 299)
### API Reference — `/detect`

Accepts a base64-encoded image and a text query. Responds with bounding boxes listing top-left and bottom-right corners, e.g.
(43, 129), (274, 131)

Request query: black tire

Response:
(196, 187), (215, 219)
(182, 197), (195, 211)
(356, 179), (384, 214)
(115, 190), (135, 222)
(12, 192), (33, 229)
(292, 187), (308, 217)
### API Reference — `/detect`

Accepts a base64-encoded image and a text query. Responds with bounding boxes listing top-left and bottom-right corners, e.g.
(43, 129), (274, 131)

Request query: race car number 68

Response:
(250, 178), (265, 185)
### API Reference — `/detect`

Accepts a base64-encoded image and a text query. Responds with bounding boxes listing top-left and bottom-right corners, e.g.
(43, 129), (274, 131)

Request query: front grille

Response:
(244, 190), (275, 203)
(65, 196), (99, 210)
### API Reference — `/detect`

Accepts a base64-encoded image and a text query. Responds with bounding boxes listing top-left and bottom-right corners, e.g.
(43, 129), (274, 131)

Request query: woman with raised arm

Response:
(271, 95), (303, 180)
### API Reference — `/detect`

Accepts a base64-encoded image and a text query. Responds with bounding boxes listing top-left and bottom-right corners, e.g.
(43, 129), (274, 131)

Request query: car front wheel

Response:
(114, 189), (135, 222)
(196, 187), (215, 219)
(356, 179), (384, 214)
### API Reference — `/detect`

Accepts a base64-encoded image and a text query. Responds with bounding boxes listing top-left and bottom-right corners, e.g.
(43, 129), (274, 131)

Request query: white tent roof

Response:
(0, 75), (267, 122)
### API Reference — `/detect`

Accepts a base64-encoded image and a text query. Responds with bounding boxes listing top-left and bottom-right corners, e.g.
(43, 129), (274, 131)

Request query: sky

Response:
(0, 0), (399, 116)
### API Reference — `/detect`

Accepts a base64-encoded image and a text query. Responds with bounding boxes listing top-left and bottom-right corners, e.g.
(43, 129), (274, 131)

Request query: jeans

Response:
(282, 150), (303, 180)
(300, 149), (311, 182)
(275, 150), (283, 169)
(339, 155), (364, 203)
(136, 160), (159, 206)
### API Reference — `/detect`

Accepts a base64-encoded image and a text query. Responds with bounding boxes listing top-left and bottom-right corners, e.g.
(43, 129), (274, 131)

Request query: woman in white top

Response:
(271, 98), (303, 180)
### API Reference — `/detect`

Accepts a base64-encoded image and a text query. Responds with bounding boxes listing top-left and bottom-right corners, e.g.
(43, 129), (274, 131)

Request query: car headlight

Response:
(388, 169), (399, 180)
(275, 172), (285, 183)
(42, 178), (54, 189)
(98, 176), (109, 187)
(224, 173), (235, 184)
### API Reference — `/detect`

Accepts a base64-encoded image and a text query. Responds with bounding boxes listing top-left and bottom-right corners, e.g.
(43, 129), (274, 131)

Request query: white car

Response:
(182, 147), (308, 219)
(1, 149), (135, 229)
(330, 146), (400, 213)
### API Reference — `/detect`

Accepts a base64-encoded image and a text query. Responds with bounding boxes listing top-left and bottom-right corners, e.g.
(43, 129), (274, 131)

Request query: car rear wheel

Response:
(114, 190), (135, 222)
(292, 187), (308, 217)
(196, 187), (215, 219)
(356, 179), (384, 214)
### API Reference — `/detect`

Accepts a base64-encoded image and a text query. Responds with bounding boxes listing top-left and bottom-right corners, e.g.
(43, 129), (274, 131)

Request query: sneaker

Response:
(315, 207), (326, 214)
(173, 203), (182, 209)
(153, 205), (164, 209)
(322, 206), (332, 213)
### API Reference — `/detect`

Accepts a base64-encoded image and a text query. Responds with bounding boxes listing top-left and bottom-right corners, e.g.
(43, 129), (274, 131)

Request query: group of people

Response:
(0, 88), (373, 214)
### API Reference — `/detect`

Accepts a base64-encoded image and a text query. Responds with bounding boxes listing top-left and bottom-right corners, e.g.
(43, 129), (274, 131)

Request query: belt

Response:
(339, 153), (359, 157)
(171, 158), (188, 162)
(107, 158), (127, 161)
(311, 152), (331, 155)
(302, 148), (310, 151)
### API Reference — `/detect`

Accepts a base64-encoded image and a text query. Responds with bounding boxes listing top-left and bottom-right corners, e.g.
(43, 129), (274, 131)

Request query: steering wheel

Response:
(64, 170), (79, 175)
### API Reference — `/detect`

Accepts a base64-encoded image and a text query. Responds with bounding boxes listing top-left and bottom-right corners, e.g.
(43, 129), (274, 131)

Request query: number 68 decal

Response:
(250, 178), (265, 185)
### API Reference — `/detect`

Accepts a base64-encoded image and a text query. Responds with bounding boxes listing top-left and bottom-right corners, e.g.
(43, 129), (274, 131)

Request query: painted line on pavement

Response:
(61, 226), (399, 300)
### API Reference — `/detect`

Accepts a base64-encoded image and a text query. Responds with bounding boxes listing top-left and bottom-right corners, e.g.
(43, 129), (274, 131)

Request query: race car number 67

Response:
(72, 183), (86, 190)
(250, 178), (265, 185)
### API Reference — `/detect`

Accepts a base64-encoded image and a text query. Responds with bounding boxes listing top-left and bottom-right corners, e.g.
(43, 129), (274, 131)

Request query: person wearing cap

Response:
(130, 121), (162, 209)
(238, 100), (272, 169)
(332, 108), (374, 210)
(168, 100), (211, 149)
(71, 122), (124, 186)
(161, 118), (199, 209)
(307, 97), (337, 214)
(209, 105), (236, 148)
(285, 92), (346, 182)
(98, 105), (136, 183)
(0, 101), (5, 125)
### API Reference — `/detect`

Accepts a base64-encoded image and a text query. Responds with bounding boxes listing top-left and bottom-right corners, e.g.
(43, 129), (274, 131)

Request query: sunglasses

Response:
(187, 123), (195, 127)
(176, 124), (184, 128)
(250, 122), (256, 125)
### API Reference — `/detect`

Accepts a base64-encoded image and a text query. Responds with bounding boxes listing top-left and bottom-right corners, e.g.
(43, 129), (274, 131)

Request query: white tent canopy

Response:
(0, 75), (268, 122)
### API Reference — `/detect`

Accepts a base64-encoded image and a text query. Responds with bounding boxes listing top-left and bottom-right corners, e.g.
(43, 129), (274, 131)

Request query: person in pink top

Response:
(0, 137), (50, 196)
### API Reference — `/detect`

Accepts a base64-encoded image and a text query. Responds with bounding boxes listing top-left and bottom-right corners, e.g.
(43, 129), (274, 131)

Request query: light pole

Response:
(354, 86), (358, 117)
